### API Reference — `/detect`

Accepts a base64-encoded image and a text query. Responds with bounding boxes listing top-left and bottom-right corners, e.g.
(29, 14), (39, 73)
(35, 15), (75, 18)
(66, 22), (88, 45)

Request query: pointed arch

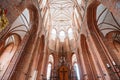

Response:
(72, 53), (80, 80)
(68, 28), (74, 40)
(48, 54), (54, 63)
(72, 54), (77, 64)
(59, 31), (66, 42)
(4, 4), (40, 80)
(50, 28), (57, 40)
(87, 2), (120, 79)
(106, 31), (120, 58)
(0, 33), (21, 79)
(46, 54), (54, 80)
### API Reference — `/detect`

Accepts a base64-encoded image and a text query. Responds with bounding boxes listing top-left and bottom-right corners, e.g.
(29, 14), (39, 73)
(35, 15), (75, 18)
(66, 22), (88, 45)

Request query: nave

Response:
(0, 0), (120, 80)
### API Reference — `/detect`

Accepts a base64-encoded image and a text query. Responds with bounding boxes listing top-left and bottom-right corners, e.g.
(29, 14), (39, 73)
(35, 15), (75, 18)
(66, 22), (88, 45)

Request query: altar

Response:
(49, 47), (77, 80)
(59, 65), (69, 80)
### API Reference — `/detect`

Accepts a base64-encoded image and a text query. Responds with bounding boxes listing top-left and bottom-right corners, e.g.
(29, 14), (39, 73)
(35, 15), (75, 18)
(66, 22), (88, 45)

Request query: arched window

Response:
(50, 29), (56, 40)
(72, 54), (77, 64)
(72, 54), (80, 80)
(68, 28), (74, 40)
(73, 63), (80, 80)
(49, 54), (54, 63)
(46, 55), (54, 80)
(46, 63), (52, 80)
(59, 31), (66, 42)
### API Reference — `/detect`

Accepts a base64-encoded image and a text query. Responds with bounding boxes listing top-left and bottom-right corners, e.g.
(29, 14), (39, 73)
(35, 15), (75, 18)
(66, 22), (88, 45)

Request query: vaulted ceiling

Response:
(39, 0), (82, 52)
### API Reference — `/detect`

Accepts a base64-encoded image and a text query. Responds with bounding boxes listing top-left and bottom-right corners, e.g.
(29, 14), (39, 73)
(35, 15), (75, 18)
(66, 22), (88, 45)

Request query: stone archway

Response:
(0, 33), (21, 79)
(9, 4), (40, 80)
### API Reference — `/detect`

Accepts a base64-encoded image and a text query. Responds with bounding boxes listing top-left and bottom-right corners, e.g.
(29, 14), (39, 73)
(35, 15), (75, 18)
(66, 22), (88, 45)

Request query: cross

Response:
(60, 68), (67, 80)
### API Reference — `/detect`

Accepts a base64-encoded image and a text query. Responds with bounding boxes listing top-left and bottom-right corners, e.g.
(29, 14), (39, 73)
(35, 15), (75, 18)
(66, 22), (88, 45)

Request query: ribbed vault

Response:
(39, 0), (82, 52)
